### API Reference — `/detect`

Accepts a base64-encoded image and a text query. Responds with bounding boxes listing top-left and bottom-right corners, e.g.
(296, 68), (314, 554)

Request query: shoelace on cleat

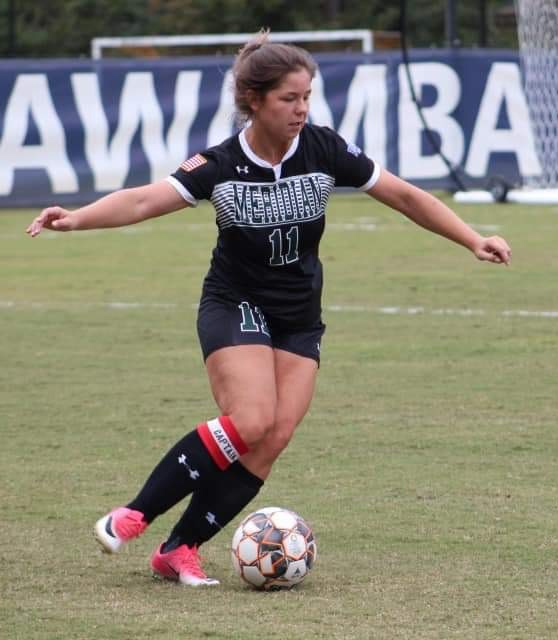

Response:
(174, 546), (208, 579)
(113, 510), (147, 540)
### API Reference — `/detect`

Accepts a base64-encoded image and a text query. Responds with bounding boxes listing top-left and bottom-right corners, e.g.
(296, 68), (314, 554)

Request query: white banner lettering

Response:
(0, 74), (78, 195)
(398, 62), (464, 179)
(71, 71), (201, 190)
(465, 62), (541, 178)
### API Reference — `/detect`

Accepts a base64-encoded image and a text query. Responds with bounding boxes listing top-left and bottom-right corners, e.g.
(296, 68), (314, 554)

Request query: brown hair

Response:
(232, 29), (317, 125)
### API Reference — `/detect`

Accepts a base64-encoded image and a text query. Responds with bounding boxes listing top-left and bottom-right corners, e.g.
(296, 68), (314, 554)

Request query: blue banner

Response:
(0, 49), (539, 207)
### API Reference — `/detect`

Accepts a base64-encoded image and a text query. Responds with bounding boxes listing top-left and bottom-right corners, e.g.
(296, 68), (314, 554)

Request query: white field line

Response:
(3, 218), (391, 241)
(0, 219), (502, 241)
(1, 300), (557, 319)
(328, 223), (376, 231)
(469, 224), (501, 233)
(327, 305), (558, 318)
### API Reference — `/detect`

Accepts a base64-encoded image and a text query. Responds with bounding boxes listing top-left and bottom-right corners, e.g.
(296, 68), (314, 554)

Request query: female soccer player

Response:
(27, 31), (511, 586)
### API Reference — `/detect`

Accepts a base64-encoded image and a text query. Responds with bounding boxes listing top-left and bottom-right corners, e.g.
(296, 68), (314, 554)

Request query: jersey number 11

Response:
(268, 226), (299, 266)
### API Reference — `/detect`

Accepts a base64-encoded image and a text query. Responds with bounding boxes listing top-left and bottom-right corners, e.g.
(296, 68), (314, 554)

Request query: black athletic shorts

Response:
(197, 294), (326, 364)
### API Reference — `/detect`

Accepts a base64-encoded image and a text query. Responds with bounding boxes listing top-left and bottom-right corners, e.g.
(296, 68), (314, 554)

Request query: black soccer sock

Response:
(126, 417), (249, 523)
(162, 461), (264, 550)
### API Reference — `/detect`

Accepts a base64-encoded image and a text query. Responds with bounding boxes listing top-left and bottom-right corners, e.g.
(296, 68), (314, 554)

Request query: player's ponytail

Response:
(235, 27), (270, 63)
(232, 29), (317, 126)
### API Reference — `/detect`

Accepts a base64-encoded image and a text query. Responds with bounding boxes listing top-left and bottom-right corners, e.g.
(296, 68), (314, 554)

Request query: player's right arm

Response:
(26, 180), (189, 237)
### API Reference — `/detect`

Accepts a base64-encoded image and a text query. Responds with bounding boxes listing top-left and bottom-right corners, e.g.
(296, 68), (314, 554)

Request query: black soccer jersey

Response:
(167, 124), (380, 329)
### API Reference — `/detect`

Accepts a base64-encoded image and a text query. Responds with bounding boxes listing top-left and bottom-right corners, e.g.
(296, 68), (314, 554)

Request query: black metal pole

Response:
(400, 0), (467, 190)
(479, 0), (487, 47)
(445, 0), (459, 48)
(8, 0), (16, 57)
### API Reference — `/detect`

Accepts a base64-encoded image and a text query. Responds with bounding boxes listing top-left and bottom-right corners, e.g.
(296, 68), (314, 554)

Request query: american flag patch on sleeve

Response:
(180, 154), (207, 172)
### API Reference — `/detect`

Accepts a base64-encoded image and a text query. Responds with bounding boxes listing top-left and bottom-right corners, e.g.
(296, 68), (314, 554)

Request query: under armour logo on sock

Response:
(177, 453), (200, 480)
(205, 511), (222, 529)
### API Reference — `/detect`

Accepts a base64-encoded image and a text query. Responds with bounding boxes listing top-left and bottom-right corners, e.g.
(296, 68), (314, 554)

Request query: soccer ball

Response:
(231, 507), (317, 590)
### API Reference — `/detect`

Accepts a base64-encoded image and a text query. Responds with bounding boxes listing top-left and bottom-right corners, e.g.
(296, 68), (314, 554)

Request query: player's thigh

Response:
(273, 348), (318, 438)
(240, 349), (318, 478)
(205, 345), (277, 445)
(268, 318), (323, 441)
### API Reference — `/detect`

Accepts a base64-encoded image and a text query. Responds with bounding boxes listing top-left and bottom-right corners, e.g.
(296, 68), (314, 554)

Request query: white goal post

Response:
(91, 30), (374, 60)
(455, 1), (558, 204)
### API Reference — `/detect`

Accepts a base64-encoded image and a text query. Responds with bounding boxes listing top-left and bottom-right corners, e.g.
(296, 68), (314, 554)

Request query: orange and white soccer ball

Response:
(231, 507), (317, 590)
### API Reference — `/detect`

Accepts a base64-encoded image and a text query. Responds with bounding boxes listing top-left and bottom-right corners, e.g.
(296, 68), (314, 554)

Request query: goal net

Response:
(515, 0), (558, 189)
(455, 2), (558, 202)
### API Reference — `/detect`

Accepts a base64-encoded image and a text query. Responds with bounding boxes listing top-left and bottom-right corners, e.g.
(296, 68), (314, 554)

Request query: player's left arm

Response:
(367, 168), (512, 265)
(27, 180), (189, 237)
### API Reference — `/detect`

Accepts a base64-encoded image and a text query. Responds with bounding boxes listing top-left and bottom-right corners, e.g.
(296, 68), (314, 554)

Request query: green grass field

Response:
(2, 194), (558, 639)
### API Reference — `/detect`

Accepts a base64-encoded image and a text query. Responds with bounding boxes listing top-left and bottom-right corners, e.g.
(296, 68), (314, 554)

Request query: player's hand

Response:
(26, 206), (75, 237)
(473, 235), (512, 265)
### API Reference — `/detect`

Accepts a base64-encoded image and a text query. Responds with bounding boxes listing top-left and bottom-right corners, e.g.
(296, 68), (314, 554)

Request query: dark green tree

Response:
(0, 0), (518, 58)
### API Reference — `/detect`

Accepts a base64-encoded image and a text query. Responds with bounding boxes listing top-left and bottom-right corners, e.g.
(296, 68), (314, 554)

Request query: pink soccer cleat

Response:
(151, 543), (220, 586)
(94, 507), (148, 554)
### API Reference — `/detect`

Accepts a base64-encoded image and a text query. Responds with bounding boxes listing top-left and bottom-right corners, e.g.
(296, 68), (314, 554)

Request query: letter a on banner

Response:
(0, 74), (78, 195)
(465, 62), (541, 178)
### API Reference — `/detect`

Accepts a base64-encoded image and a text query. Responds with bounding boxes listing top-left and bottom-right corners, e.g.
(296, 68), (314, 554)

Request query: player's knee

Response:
(265, 433), (291, 460)
(265, 416), (298, 457)
(231, 407), (276, 448)
(246, 422), (296, 472)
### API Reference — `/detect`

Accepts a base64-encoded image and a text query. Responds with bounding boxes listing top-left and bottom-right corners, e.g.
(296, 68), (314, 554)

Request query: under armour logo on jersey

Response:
(177, 453), (200, 480)
(347, 143), (362, 157)
(236, 165), (249, 175)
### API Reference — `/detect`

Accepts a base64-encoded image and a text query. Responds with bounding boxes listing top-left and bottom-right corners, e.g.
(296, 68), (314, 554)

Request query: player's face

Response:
(252, 68), (312, 141)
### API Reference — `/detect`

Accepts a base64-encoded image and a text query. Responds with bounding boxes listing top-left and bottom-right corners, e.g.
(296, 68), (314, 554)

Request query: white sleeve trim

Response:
(165, 176), (198, 207)
(358, 162), (382, 192)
